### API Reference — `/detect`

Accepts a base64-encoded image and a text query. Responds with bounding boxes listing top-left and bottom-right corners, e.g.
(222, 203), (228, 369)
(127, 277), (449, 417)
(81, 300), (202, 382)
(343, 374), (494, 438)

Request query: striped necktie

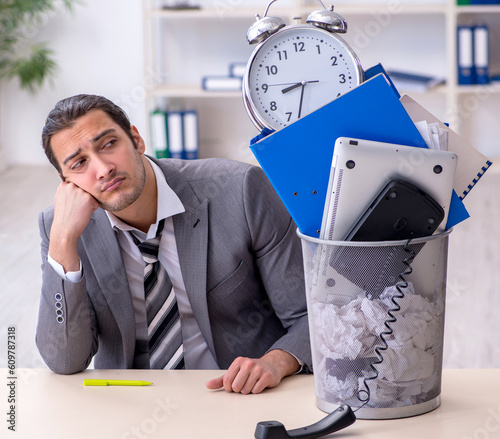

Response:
(130, 219), (184, 369)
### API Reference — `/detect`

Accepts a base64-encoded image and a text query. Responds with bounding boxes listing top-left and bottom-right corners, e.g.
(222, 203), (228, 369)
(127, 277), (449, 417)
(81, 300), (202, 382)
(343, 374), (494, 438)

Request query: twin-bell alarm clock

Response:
(243, 0), (364, 131)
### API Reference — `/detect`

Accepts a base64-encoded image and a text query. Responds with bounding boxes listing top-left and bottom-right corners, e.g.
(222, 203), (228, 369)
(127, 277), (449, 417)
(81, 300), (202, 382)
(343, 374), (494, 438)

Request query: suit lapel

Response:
(155, 159), (216, 360)
(80, 210), (136, 365)
(173, 200), (215, 357)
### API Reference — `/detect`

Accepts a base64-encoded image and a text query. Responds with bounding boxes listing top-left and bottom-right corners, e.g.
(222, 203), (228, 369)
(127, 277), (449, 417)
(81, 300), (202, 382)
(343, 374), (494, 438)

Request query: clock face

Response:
(244, 25), (363, 131)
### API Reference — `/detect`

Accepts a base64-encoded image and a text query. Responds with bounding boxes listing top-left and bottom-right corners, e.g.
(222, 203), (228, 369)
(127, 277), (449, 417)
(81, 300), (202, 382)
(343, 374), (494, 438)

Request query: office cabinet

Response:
(143, 0), (500, 160)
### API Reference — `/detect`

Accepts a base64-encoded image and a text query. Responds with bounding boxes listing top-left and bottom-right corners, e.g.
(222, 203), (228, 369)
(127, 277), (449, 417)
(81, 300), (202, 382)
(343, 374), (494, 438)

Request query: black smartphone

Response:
(345, 179), (444, 242)
(329, 179), (444, 298)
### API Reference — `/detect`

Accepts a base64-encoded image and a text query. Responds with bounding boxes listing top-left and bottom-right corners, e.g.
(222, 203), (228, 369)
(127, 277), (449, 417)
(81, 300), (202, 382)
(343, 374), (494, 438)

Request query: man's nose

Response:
(94, 156), (115, 179)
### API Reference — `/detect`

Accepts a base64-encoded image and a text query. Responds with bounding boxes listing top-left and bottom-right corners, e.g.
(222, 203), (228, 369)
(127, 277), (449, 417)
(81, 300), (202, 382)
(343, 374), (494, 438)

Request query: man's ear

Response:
(130, 125), (146, 154)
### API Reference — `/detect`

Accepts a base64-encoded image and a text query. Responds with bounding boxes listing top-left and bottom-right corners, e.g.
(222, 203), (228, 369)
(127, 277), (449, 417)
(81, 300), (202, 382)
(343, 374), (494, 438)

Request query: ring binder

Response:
(457, 25), (474, 85)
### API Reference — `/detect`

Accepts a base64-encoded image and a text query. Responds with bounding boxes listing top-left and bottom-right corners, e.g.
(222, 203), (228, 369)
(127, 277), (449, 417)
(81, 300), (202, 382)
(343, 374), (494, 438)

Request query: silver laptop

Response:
(320, 137), (458, 241)
(310, 137), (457, 304)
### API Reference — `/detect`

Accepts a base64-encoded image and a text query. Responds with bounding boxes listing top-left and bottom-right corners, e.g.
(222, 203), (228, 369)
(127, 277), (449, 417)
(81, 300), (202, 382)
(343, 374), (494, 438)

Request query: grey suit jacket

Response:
(36, 157), (311, 374)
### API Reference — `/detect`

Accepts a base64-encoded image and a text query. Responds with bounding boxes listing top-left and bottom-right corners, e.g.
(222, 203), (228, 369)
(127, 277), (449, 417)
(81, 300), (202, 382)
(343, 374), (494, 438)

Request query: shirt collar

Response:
(106, 157), (185, 238)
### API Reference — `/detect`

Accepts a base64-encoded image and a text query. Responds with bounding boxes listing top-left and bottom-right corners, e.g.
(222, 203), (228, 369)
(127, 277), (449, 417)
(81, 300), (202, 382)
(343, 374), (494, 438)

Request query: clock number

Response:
(339, 74), (346, 84)
(265, 65), (278, 75)
(277, 50), (288, 61)
(270, 101), (277, 111)
(286, 112), (293, 122)
(293, 42), (305, 52)
(261, 84), (269, 93)
(331, 56), (338, 67)
(316, 45), (321, 55)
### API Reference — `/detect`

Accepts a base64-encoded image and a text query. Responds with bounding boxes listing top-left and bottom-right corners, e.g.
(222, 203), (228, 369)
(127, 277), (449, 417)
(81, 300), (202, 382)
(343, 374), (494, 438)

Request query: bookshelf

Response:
(142, 0), (500, 161)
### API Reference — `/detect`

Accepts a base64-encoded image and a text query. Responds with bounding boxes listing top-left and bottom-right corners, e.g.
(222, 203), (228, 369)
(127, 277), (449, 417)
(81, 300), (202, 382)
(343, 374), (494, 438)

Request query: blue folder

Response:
(457, 25), (475, 85)
(250, 73), (468, 237)
(473, 25), (490, 85)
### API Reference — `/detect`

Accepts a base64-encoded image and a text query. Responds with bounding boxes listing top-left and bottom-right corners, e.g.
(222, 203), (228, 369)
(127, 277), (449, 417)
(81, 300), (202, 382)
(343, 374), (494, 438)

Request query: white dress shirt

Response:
(48, 158), (218, 369)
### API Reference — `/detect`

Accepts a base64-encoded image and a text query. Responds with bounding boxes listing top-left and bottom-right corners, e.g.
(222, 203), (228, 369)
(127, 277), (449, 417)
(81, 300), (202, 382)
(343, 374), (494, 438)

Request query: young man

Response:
(36, 94), (311, 394)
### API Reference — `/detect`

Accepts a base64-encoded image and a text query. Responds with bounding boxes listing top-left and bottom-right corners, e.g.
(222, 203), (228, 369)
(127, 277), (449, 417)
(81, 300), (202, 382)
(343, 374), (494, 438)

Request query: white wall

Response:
(0, 0), (146, 167)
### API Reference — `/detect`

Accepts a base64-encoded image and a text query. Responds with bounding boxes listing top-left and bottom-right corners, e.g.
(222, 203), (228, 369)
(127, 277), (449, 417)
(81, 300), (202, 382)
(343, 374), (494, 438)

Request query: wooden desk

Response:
(3, 368), (499, 438)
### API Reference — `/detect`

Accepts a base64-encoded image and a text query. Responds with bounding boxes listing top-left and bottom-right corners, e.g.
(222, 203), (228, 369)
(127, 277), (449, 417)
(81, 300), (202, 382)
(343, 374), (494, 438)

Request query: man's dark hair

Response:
(41, 94), (135, 175)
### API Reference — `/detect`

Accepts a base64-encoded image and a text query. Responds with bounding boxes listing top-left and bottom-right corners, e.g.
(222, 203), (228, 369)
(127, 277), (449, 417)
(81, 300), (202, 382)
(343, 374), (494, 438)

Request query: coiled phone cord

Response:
(354, 239), (417, 411)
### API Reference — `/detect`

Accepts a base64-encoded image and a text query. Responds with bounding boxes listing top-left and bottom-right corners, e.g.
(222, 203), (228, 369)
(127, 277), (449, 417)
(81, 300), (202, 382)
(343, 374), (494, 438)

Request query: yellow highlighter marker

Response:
(83, 379), (152, 386)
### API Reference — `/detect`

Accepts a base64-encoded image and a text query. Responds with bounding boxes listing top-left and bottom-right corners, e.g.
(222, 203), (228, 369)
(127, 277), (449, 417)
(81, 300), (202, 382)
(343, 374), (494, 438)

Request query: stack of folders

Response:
(457, 24), (490, 85)
(201, 62), (247, 91)
(150, 110), (199, 160)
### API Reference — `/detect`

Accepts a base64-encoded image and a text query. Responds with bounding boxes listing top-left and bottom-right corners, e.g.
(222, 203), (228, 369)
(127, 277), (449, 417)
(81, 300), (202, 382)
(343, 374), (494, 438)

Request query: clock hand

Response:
(281, 82), (302, 94)
(264, 82), (301, 92)
(281, 80), (319, 94)
(297, 83), (306, 119)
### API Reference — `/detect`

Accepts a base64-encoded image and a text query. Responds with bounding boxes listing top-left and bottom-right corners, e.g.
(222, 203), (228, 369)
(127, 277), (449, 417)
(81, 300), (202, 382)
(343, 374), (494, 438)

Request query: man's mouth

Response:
(102, 177), (125, 192)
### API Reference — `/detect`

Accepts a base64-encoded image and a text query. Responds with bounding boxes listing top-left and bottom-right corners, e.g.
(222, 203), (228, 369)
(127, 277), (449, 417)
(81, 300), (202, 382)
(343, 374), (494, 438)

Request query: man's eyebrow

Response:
(92, 128), (116, 143)
(62, 129), (117, 166)
(63, 148), (82, 166)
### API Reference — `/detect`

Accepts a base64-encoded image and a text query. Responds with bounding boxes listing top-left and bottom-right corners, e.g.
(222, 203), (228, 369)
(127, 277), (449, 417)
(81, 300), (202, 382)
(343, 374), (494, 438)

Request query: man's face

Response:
(51, 109), (147, 212)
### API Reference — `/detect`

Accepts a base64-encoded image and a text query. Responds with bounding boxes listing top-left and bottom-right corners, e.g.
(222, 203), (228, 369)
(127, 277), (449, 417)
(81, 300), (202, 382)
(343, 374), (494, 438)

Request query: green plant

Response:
(0, 0), (77, 93)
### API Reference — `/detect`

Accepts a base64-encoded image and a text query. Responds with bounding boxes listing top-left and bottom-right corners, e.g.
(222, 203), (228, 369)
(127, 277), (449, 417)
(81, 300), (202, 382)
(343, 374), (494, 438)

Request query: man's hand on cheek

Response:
(53, 181), (99, 237)
(48, 181), (99, 273)
(205, 349), (300, 395)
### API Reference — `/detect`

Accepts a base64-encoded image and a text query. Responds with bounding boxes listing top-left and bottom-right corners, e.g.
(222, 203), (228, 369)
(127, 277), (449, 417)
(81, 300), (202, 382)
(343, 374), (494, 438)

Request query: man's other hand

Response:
(205, 349), (300, 394)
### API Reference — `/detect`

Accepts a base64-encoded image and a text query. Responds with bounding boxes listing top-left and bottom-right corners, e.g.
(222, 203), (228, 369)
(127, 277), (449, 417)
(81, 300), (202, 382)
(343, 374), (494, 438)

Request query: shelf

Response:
(150, 82), (451, 99)
(145, 3), (500, 19)
(145, 4), (455, 20)
(145, 7), (294, 20)
(150, 84), (242, 99)
(328, 4), (448, 15)
(455, 83), (500, 94)
(397, 83), (449, 94)
(455, 5), (500, 14)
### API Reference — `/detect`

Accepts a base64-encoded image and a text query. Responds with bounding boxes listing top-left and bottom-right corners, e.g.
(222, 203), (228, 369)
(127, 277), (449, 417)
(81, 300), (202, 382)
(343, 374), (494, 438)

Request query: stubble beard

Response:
(97, 151), (146, 212)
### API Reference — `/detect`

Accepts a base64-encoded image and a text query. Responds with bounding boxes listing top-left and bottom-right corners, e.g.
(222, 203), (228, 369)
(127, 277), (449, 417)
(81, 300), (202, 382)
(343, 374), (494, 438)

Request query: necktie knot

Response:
(131, 219), (165, 265)
(138, 240), (160, 264)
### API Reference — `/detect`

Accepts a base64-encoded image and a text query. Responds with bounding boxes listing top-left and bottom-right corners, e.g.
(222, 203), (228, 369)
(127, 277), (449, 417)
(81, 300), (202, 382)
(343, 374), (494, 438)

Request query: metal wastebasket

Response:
(298, 229), (451, 419)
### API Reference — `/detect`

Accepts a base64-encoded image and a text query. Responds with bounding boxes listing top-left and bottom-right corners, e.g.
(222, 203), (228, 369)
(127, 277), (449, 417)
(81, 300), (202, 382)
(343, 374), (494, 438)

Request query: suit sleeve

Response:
(36, 209), (98, 374)
(242, 166), (312, 371)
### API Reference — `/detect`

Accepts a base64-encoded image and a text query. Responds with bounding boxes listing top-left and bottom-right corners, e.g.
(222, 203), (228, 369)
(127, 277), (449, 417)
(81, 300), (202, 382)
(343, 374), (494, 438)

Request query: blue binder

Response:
(457, 25), (475, 85)
(166, 111), (184, 159)
(250, 73), (467, 237)
(473, 25), (490, 85)
(182, 110), (199, 160)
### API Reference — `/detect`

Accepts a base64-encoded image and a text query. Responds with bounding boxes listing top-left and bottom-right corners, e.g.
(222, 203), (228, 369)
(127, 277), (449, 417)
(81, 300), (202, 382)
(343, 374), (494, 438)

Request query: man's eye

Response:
(71, 159), (85, 170)
(103, 139), (116, 149)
